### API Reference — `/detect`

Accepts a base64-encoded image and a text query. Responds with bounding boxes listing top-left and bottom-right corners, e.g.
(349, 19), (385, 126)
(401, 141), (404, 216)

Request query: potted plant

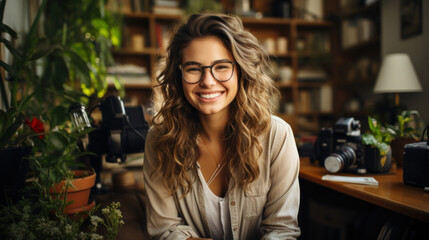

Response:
(362, 116), (393, 173)
(0, 0), (125, 233)
(30, 124), (96, 216)
(0, 0), (51, 203)
(1, 0), (120, 201)
(388, 110), (421, 167)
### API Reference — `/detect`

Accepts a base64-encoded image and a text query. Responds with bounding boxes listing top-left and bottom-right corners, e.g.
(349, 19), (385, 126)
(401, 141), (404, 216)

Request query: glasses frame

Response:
(179, 60), (235, 84)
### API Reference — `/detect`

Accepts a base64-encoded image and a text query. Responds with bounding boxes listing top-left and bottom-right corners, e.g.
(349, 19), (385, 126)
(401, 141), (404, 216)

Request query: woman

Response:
(144, 13), (300, 240)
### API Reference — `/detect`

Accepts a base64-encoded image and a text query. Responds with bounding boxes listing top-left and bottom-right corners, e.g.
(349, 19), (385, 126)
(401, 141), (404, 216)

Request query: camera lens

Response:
(324, 146), (356, 173)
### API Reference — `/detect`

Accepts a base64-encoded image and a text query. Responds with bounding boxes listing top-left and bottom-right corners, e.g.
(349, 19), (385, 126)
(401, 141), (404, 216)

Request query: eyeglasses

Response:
(179, 60), (235, 84)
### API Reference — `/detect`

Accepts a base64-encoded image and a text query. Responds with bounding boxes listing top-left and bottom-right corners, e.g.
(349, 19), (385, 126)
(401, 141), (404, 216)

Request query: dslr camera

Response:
(314, 117), (367, 174)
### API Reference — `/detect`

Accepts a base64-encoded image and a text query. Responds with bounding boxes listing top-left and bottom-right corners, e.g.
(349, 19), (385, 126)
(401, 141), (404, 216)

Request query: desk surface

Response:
(299, 157), (429, 223)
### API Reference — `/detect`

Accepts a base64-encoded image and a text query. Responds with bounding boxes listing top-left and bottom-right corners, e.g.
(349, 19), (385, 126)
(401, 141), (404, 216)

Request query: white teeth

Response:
(199, 92), (221, 99)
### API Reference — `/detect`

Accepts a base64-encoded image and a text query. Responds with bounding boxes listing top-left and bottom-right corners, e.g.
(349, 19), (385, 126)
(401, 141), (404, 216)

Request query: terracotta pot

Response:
(391, 137), (418, 167)
(50, 170), (96, 212)
(64, 200), (96, 220)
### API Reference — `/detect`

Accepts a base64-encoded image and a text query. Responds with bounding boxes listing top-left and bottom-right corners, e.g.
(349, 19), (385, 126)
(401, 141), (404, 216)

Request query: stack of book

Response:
(152, 0), (183, 15)
(107, 64), (151, 85)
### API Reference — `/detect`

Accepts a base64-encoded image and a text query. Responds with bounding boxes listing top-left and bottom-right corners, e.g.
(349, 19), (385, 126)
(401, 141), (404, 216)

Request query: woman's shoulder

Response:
(270, 115), (293, 134)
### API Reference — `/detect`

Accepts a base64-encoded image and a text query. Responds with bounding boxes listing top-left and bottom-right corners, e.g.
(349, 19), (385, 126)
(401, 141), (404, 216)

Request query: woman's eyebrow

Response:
(182, 59), (232, 67)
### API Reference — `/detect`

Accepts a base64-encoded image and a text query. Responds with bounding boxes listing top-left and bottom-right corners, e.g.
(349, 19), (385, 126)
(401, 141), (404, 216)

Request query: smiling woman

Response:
(144, 13), (301, 240)
(181, 36), (238, 117)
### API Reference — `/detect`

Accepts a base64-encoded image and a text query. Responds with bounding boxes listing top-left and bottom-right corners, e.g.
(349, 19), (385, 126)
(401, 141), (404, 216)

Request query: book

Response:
(152, 6), (183, 15)
(319, 85), (333, 112)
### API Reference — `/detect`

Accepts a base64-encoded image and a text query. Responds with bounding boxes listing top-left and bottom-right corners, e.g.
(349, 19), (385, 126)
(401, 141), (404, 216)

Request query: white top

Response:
(198, 169), (233, 240)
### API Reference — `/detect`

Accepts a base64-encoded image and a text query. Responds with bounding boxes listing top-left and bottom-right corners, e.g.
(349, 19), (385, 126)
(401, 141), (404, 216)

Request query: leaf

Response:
(0, 23), (18, 39)
(0, 37), (22, 59)
(66, 50), (91, 86)
(0, 113), (25, 148)
(46, 131), (69, 153)
(367, 116), (377, 133)
(28, 38), (62, 61)
(0, 60), (11, 72)
(48, 106), (68, 128)
(362, 134), (377, 146)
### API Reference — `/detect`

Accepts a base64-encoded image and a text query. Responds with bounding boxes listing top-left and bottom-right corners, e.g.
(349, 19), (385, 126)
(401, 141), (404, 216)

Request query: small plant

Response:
(388, 110), (421, 139)
(0, 197), (124, 240)
(362, 116), (394, 156)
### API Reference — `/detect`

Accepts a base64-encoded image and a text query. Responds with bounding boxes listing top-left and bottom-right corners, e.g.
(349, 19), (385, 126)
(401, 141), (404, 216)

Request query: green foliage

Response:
(0, 0), (122, 149)
(30, 127), (95, 189)
(388, 110), (421, 139)
(362, 116), (394, 155)
(0, 197), (124, 240)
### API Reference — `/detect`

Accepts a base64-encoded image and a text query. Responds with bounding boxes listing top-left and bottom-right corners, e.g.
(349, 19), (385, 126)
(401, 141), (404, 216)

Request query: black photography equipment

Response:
(403, 124), (429, 188)
(69, 96), (149, 192)
(314, 117), (367, 174)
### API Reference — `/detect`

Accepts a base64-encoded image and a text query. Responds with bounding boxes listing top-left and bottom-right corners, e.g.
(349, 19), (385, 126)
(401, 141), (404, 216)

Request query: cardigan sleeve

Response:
(260, 117), (301, 239)
(143, 128), (200, 240)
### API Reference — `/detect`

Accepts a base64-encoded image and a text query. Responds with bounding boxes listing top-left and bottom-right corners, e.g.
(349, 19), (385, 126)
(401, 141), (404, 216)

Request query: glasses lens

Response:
(212, 62), (234, 81)
(181, 62), (234, 83)
(182, 65), (202, 84)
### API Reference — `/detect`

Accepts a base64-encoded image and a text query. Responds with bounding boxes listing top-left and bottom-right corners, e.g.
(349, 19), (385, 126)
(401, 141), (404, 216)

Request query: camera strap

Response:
(421, 124), (429, 145)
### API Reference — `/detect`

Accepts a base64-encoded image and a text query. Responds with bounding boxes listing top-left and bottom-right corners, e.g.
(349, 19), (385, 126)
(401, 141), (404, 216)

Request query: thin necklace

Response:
(200, 136), (226, 186)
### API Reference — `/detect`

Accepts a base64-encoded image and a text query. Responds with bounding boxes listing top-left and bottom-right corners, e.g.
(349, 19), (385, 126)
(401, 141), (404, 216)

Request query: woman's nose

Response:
(199, 68), (217, 86)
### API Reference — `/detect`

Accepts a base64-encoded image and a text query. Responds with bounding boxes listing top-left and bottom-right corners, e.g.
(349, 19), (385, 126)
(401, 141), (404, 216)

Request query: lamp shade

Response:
(373, 53), (422, 93)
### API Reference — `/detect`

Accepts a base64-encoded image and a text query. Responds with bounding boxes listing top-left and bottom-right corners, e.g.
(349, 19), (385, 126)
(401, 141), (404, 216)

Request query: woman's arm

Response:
(144, 129), (200, 240)
(260, 118), (301, 239)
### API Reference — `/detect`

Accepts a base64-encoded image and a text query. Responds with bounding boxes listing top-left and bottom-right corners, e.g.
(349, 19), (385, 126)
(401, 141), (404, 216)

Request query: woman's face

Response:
(181, 36), (238, 118)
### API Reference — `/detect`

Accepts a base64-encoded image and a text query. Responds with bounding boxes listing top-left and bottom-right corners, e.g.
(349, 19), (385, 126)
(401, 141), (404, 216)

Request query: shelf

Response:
(241, 17), (292, 25)
(112, 48), (158, 55)
(341, 37), (380, 53)
(294, 19), (332, 28)
(108, 82), (154, 89)
(297, 81), (329, 88)
(276, 82), (294, 88)
(340, 1), (380, 19)
(297, 111), (334, 116)
(123, 12), (183, 20)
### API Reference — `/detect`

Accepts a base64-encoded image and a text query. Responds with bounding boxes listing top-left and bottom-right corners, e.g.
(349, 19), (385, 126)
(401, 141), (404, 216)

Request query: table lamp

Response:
(373, 53), (422, 106)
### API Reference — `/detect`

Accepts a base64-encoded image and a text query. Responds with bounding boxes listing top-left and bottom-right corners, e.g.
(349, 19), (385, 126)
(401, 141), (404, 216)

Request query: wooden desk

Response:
(299, 157), (429, 223)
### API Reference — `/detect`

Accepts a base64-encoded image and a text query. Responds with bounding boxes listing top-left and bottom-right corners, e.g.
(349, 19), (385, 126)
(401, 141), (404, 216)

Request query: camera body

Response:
(403, 141), (429, 187)
(315, 117), (366, 174)
(87, 96), (149, 163)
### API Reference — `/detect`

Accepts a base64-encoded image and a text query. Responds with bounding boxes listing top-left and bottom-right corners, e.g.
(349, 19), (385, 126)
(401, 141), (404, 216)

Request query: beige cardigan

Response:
(143, 116), (301, 240)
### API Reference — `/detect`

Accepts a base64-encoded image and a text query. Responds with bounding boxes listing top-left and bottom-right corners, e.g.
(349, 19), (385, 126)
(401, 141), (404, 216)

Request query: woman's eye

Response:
(186, 67), (201, 72)
(215, 64), (229, 70)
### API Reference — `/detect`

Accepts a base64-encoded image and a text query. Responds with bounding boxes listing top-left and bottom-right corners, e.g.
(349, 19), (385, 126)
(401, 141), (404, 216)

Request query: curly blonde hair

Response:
(151, 13), (279, 194)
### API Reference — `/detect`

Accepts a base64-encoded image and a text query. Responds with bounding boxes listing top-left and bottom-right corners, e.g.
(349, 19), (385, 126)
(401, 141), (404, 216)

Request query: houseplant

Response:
(0, 0), (121, 196)
(0, 0), (51, 203)
(1, 0), (125, 238)
(388, 110), (421, 167)
(0, 197), (124, 240)
(362, 116), (393, 173)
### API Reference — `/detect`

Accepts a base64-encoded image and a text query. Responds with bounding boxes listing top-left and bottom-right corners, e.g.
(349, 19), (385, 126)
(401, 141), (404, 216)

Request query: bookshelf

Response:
(240, 17), (335, 135)
(334, 0), (381, 121)
(107, 11), (183, 106)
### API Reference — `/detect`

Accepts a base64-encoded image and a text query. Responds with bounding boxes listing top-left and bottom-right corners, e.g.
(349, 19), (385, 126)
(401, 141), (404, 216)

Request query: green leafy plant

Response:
(0, 197), (124, 240)
(362, 116), (394, 156)
(388, 110), (421, 139)
(30, 126), (95, 190)
(0, 0), (121, 149)
(0, 0), (51, 149)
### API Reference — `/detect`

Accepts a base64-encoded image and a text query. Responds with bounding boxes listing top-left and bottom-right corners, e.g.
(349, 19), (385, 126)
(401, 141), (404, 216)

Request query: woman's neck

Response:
(199, 112), (229, 142)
